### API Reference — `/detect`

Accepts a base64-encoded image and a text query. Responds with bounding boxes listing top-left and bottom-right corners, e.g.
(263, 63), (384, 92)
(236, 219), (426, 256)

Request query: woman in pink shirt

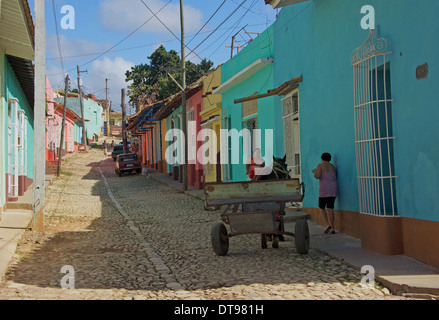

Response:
(313, 153), (338, 234)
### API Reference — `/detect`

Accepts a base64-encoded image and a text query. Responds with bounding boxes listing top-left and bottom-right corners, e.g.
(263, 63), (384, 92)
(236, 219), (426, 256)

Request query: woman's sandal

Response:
(324, 226), (331, 234)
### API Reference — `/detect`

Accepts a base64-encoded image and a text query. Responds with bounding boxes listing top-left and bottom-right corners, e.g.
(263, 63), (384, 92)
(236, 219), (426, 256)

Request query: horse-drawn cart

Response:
(204, 178), (309, 256)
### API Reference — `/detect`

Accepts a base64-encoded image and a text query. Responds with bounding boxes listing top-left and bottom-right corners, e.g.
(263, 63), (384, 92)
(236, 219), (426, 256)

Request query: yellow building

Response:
(200, 66), (222, 183)
(110, 112), (123, 126)
(109, 112), (123, 137)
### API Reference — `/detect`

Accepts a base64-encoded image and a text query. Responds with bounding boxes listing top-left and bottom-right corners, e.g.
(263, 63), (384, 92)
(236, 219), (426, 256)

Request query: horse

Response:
(252, 155), (291, 249)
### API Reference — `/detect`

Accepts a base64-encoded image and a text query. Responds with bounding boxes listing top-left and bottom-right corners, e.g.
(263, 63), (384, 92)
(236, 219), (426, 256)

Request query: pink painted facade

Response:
(45, 77), (79, 166)
(46, 77), (56, 162)
(186, 88), (204, 189)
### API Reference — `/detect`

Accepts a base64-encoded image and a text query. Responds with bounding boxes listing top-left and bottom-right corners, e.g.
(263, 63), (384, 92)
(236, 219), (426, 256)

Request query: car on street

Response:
(115, 153), (142, 177)
(112, 144), (124, 161)
(119, 140), (131, 146)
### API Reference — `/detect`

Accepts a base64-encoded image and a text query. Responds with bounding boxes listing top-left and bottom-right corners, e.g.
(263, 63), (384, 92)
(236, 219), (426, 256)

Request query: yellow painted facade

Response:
(110, 112), (123, 126)
(200, 66), (222, 183)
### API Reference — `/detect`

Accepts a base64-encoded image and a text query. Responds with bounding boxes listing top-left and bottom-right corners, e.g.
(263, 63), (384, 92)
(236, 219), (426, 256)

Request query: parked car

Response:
(119, 140), (131, 146)
(112, 144), (124, 161)
(115, 153), (142, 177)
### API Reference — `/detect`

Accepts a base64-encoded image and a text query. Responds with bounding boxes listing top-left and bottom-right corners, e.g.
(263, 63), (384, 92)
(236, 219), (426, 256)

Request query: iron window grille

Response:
(351, 29), (398, 216)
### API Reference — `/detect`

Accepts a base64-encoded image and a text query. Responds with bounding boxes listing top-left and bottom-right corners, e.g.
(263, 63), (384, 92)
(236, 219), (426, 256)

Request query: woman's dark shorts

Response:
(319, 197), (336, 209)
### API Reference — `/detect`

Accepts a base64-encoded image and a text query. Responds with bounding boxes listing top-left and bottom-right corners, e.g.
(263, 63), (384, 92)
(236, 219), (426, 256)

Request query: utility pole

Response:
(33, 0), (46, 236)
(106, 78), (111, 137)
(77, 65), (87, 152)
(121, 89), (128, 154)
(228, 25), (247, 58)
(180, 0), (188, 191)
(57, 75), (69, 177)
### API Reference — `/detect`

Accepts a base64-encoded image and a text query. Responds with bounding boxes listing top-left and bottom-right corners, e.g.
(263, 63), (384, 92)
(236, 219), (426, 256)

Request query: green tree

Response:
(125, 45), (213, 105)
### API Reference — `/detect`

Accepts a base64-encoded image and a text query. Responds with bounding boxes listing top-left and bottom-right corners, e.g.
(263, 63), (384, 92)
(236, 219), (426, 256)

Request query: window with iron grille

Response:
(281, 90), (300, 179)
(351, 29), (398, 216)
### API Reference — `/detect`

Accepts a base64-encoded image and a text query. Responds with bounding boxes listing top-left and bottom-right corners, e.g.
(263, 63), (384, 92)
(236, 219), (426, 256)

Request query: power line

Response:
(144, 0), (248, 74)
(201, 0), (312, 64)
(273, 0), (314, 32)
(182, 0), (249, 62)
(51, 0), (66, 75)
(140, 0), (180, 41)
(130, 0), (241, 98)
(46, 38), (177, 61)
(230, 0), (273, 22)
(139, 0), (203, 61)
(50, 0), (273, 106)
(131, 0), (258, 103)
(48, 0), (273, 81)
(47, 0), (174, 77)
(203, 0), (259, 60)
(186, 0), (227, 46)
(125, 1), (264, 114)
(46, 22), (273, 62)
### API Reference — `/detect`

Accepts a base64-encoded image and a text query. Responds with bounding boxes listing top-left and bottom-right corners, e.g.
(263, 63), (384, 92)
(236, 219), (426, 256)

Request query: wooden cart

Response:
(204, 179), (309, 256)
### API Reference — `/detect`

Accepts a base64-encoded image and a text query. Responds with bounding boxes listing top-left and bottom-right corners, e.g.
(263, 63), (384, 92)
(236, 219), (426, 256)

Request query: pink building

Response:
(46, 77), (57, 162)
(45, 77), (80, 166)
(186, 87), (204, 189)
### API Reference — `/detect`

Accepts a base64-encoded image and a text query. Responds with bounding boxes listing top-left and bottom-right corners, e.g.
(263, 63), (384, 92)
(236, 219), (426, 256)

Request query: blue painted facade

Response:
(215, 0), (439, 265)
(219, 25), (282, 182)
(219, 0), (439, 223)
(271, 0), (439, 222)
(0, 0), (35, 213)
(1, 53), (34, 207)
(55, 96), (104, 144)
(3, 56), (34, 182)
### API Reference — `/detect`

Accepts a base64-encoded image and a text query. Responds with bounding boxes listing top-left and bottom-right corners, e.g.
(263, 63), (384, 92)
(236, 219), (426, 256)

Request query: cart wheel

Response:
(211, 223), (229, 256)
(295, 219), (310, 254)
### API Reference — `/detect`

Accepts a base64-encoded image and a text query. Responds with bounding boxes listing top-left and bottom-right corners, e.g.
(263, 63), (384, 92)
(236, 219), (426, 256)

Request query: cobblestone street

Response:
(0, 148), (408, 300)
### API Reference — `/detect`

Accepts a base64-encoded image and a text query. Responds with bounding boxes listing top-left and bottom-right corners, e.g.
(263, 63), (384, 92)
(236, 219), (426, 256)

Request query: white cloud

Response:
(46, 56), (135, 112)
(99, 0), (204, 35)
(83, 57), (135, 112)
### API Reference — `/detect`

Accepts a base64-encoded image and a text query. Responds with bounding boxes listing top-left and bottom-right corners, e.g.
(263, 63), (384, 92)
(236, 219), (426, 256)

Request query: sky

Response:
(33, 0), (278, 113)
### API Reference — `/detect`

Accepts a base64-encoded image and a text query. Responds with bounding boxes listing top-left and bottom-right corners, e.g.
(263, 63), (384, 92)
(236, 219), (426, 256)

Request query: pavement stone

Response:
(0, 147), (426, 300)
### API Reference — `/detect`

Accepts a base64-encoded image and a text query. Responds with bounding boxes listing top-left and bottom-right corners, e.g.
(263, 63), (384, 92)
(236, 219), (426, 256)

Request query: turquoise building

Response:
(271, 0), (439, 267)
(216, 0), (439, 268)
(55, 96), (104, 145)
(0, 0), (35, 215)
(214, 26), (280, 182)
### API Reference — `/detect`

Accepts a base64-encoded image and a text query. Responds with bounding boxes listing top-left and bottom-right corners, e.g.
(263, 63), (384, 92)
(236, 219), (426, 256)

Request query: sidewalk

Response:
(0, 209), (33, 282)
(0, 173), (56, 282)
(0, 141), (105, 283)
(148, 169), (439, 300)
